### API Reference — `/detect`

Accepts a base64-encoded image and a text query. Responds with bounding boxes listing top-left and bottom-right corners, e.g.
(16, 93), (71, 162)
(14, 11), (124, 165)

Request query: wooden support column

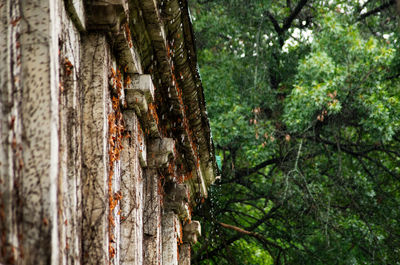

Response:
(58, 3), (85, 264)
(0, 1), (23, 263)
(178, 244), (191, 265)
(81, 33), (110, 264)
(162, 212), (181, 265)
(163, 183), (191, 265)
(0, 0), (61, 264)
(144, 138), (175, 265)
(180, 221), (201, 265)
(143, 167), (162, 265)
(120, 110), (145, 265)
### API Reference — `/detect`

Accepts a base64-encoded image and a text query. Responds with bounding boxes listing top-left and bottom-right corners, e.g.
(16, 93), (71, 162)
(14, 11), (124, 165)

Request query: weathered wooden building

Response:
(0, 0), (216, 264)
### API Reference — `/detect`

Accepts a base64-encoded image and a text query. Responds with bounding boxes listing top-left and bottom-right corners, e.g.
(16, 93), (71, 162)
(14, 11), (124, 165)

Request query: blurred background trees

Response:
(189, 0), (400, 264)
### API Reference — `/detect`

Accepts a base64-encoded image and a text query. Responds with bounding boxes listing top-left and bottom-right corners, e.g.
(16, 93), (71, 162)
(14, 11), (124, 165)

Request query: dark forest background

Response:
(189, 0), (400, 264)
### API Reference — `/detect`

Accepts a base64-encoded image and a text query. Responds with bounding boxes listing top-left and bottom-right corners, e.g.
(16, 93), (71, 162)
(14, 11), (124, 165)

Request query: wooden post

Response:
(81, 33), (110, 264)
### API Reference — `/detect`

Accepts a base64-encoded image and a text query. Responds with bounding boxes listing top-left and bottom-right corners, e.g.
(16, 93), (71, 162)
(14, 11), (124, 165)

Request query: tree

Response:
(190, 0), (400, 264)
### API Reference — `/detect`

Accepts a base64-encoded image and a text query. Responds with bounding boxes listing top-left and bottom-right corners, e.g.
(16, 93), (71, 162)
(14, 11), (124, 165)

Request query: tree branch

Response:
(282, 0), (309, 32)
(308, 136), (400, 180)
(358, 0), (395, 21)
(219, 222), (283, 250)
(265, 0), (309, 47)
(194, 205), (282, 262)
(236, 157), (280, 178)
(386, 72), (400, 80)
(265, 11), (283, 35)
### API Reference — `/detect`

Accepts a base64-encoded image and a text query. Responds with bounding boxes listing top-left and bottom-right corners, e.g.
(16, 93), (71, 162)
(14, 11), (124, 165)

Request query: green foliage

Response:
(190, 0), (400, 264)
(285, 13), (400, 141)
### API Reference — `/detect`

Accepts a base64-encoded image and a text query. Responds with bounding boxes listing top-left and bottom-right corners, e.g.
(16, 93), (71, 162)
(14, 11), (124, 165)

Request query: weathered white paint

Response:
(0, 1), (213, 264)
(49, 0), (61, 263)
(0, 1), (23, 262)
(131, 74), (155, 101)
(81, 33), (110, 264)
(72, 0), (85, 28)
(162, 212), (180, 265)
(178, 244), (191, 265)
(58, 1), (83, 263)
(183, 221), (201, 244)
(120, 110), (144, 265)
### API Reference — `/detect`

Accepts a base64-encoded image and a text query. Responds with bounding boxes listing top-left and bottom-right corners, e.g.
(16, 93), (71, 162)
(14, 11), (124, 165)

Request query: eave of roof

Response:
(129, 0), (216, 200)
